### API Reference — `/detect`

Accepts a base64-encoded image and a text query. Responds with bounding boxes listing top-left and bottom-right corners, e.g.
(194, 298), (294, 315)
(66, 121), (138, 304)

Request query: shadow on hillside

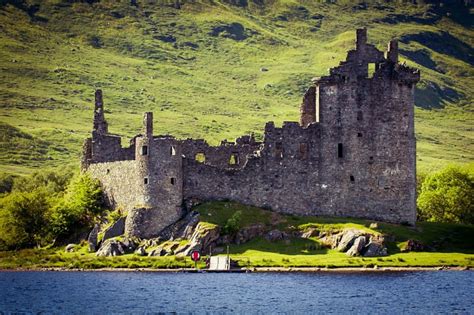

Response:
(414, 80), (463, 109)
(400, 31), (474, 66)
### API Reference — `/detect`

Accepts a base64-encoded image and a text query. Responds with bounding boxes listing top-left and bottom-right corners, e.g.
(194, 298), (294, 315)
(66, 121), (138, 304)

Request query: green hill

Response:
(0, 0), (472, 175)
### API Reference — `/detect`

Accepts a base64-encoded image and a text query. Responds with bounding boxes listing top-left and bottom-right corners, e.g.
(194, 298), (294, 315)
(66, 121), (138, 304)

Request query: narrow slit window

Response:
(170, 178), (176, 185)
(357, 133), (363, 137)
(368, 63), (376, 78)
(170, 146), (176, 156)
(338, 143), (343, 158)
(141, 145), (148, 156)
(195, 153), (206, 163)
(229, 153), (239, 165)
(144, 177), (148, 185)
(350, 175), (355, 182)
(275, 142), (283, 159)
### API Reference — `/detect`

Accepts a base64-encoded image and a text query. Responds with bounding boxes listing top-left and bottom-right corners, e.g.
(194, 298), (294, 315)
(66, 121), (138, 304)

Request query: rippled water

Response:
(0, 271), (473, 314)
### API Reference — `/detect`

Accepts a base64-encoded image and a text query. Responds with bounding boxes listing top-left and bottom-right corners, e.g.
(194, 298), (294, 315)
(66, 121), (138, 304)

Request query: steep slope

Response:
(0, 0), (472, 174)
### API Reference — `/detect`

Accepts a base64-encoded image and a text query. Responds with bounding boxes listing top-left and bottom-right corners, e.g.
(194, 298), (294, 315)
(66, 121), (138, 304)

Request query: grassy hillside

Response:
(0, 0), (472, 175)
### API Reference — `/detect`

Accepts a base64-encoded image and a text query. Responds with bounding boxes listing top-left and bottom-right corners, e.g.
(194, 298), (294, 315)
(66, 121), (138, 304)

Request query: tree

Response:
(417, 164), (474, 224)
(0, 189), (50, 249)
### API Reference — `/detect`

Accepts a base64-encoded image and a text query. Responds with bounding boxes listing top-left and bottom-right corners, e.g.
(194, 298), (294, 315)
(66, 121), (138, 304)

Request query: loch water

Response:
(0, 270), (473, 314)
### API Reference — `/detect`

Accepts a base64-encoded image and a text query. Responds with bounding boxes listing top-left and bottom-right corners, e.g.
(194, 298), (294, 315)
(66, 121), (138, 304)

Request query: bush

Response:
(0, 173), (15, 194)
(223, 210), (242, 235)
(417, 164), (473, 224)
(0, 171), (106, 250)
(0, 188), (51, 249)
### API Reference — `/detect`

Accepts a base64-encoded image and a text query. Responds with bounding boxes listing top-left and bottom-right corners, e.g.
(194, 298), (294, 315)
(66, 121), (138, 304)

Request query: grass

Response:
(0, 1), (472, 176)
(2, 201), (471, 270)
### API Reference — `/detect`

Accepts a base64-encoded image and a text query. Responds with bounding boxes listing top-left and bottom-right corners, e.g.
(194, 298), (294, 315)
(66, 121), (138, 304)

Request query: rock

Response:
(346, 236), (367, 257)
(234, 224), (266, 244)
(148, 247), (167, 257)
(135, 246), (147, 256)
(402, 239), (425, 252)
(265, 229), (287, 242)
(183, 223), (220, 256)
(96, 239), (125, 257)
(65, 244), (76, 252)
(87, 224), (99, 252)
(103, 217), (125, 241)
(174, 243), (191, 256)
(337, 229), (365, 252)
(121, 237), (137, 253)
(362, 242), (388, 257)
(301, 228), (318, 239)
(260, 67), (269, 72)
(158, 211), (200, 240)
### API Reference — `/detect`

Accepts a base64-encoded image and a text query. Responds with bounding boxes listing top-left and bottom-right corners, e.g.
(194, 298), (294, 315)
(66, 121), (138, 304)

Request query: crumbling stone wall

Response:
(82, 29), (419, 238)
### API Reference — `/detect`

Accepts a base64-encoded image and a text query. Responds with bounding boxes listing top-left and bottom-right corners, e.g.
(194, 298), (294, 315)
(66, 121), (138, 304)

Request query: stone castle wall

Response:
(83, 29), (420, 238)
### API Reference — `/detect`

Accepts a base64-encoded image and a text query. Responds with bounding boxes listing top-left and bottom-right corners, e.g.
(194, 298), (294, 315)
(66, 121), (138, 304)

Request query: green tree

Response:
(417, 164), (474, 224)
(49, 173), (105, 237)
(0, 188), (50, 249)
(223, 210), (242, 235)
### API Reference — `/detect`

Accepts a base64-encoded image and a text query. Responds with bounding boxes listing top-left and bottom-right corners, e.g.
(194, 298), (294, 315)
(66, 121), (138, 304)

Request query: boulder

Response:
(148, 247), (167, 257)
(158, 210), (200, 241)
(135, 246), (147, 256)
(103, 217), (125, 241)
(362, 242), (388, 257)
(87, 224), (99, 252)
(234, 224), (266, 244)
(65, 244), (76, 252)
(183, 223), (220, 256)
(301, 228), (318, 239)
(337, 229), (365, 252)
(402, 239), (425, 252)
(96, 239), (125, 257)
(346, 236), (367, 257)
(96, 237), (137, 257)
(265, 229), (287, 242)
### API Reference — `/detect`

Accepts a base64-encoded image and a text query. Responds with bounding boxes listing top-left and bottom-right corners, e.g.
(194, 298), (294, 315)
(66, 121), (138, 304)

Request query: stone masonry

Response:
(82, 29), (420, 239)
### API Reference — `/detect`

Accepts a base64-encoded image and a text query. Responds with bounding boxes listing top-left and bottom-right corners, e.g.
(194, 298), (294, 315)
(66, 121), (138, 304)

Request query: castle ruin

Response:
(82, 29), (420, 238)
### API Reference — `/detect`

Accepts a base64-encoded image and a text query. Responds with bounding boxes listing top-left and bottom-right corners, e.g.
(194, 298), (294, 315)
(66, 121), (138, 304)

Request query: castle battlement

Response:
(82, 29), (419, 238)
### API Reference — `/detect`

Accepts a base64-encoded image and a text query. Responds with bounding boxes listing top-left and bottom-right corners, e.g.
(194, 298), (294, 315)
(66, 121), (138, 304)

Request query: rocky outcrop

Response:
(321, 229), (388, 257)
(402, 239), (426, 252)
(96, 237), (137, 257)
(301, 228), (318, 239)
(346, 236), (367, 257)
(233, 224), (266, 244)
(65, 244), (76, 252)
(103, 217), (125, 242)
(265, 229), (288, 242)
(159, 211), (200, 241)
(87, 224), (99, 252)
(135, 246), (147, 256)
(178, 223), (220, 256)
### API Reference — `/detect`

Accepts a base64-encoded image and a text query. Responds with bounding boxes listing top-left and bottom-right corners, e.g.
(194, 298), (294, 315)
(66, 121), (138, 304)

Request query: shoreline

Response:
(0, 266), (470, 273)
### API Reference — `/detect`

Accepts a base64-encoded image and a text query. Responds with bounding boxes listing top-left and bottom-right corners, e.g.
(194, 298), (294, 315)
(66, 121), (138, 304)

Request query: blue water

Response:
(0, 271), (473, 314)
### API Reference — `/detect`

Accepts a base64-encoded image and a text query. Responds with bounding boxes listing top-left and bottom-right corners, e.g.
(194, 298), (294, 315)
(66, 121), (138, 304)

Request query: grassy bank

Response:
(1, 202), (473, 270)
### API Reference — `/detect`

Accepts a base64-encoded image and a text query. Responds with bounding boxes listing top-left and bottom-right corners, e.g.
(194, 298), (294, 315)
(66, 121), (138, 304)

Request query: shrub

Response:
(0, 188), (51, 249)
(223, 210), (242, 235)
(417, 164), (474, 224)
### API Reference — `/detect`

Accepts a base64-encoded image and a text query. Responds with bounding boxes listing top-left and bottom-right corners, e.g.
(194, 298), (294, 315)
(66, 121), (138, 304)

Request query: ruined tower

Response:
(82, 29), (420, 239)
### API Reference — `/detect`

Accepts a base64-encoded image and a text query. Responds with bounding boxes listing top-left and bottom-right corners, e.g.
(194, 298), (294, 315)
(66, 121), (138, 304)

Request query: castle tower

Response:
(93, 89), (108, 136)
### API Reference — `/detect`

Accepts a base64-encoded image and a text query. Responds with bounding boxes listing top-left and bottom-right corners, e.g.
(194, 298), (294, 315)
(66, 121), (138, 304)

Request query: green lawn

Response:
(1, 201), (472, 270)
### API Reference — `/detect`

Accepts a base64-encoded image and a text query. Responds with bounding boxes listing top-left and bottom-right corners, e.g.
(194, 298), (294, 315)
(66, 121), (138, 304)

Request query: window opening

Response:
(141, 145), (148, 156)
(338, 143), (343, 158)
(357, 133), (363, 137)
(144, 177), (148, 185)
(170, 146), (176, 156)
(275, 142), (283, 159)
(368, 63), (376, 78)
(299, 143), (308, 160)
(195, 153), (206, 163)
(229, 153), (239, 165)
(171, 178), (176, 185)
(350, 175), (355, 182)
